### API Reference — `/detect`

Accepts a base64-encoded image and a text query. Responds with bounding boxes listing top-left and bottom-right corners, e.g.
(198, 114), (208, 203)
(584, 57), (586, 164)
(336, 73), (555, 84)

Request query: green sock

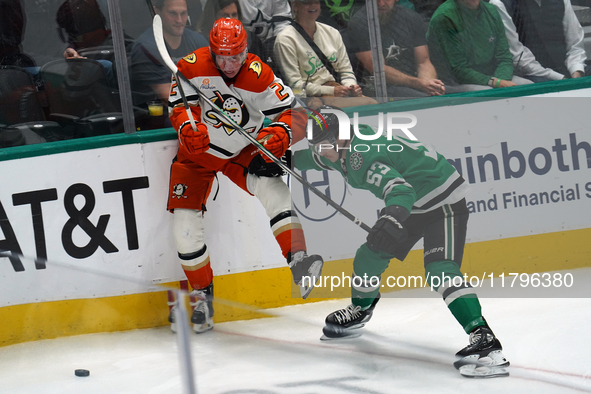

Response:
(425, 261), (485, 333)
(352, 290), (379, 309)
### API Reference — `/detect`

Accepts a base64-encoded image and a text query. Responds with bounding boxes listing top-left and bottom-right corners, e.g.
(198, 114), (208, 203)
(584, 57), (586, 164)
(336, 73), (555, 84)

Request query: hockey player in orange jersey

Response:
(166, 18), (323, 333)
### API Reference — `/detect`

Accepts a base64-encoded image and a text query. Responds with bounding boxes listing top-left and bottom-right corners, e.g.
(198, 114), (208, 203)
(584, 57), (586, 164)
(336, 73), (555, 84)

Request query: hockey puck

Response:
(74, 369), (90, 377)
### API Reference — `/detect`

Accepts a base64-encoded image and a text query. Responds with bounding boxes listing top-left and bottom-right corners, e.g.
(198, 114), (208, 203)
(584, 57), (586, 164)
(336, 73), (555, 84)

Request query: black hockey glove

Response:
(366, 205), (410, 255)
(248, 151), (291, 177)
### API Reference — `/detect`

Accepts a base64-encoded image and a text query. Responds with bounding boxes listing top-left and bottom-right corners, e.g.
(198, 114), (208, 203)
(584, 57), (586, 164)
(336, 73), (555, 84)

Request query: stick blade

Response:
(152, 14), (178, 74)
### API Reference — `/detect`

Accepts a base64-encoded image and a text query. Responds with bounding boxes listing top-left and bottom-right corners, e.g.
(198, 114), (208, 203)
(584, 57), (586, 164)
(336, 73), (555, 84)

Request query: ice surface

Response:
(1, 292), (590, 393)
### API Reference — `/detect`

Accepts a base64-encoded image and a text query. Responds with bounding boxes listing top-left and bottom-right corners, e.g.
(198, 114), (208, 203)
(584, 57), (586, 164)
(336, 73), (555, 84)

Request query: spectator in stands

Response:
(238, 0), (293, 42)
(130, 0), (208, 111)
(427, 0), (533, 90)
(198, 0), (264, 58)
(347, 0), (448, 98)
(489, 0), (589, 82)
(0, 0), (33, 67)
(56, 0), (131, 87)
(187, 0), (206, 29)
(57, 0), (116, 60)
(274, 0), (377, 108)
(411, 0), (446, 22)
(317, 0), (416, 31)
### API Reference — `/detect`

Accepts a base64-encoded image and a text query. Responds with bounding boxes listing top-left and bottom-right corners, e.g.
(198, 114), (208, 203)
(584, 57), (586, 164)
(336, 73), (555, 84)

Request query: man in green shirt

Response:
(294, 106), (510, 378)
(427, 0), (532, 89)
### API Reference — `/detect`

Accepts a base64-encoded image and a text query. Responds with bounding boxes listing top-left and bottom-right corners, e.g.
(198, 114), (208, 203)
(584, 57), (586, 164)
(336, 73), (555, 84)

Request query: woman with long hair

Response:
(273, 0), (377, 108)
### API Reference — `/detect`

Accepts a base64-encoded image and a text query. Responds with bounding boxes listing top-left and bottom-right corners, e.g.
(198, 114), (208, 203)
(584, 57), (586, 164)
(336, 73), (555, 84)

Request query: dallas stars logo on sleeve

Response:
(350, 152), (363, 170)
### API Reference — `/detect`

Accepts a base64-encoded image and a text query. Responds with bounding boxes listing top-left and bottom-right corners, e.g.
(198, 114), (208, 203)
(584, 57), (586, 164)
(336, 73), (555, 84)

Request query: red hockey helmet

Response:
(210, 18), (247, 56)
(210, 18), (248, 77)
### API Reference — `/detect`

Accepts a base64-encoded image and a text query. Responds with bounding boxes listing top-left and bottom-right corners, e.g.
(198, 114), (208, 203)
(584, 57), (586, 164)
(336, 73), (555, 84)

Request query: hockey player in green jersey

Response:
(294, 106), (509, 378)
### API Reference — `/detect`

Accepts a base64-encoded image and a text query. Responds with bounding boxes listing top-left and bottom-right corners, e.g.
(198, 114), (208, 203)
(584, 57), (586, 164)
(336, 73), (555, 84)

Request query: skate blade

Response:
(193, 322), (214, 334)
(300, 259), (324, 299)
(456, 352), (510, 378)
(459, 364), (509, 378)
(320, 331), (362, 341)
(170, 322), (177, 333)
(320, 323), (365, 341)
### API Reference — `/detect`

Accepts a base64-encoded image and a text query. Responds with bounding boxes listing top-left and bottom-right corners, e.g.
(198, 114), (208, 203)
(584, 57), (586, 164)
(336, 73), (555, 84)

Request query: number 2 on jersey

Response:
(270, 82), (289, 101)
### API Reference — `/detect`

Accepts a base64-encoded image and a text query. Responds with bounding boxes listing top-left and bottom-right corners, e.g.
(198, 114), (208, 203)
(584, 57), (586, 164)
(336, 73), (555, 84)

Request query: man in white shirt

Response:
(238, 0), (293, 41)
(489, 0), (588, 82)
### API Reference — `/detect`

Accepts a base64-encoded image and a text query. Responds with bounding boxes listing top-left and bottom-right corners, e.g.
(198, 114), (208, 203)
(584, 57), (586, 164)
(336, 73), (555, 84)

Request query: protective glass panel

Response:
(2, 1), (591, 390)
(126, 0), (208, 131)
(289, 97), (591, 300)
(0, 0), (133, 144)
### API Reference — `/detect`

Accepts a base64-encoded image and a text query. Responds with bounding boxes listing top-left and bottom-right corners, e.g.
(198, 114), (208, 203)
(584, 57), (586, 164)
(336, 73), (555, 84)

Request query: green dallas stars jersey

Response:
(293, 124), (468, 214)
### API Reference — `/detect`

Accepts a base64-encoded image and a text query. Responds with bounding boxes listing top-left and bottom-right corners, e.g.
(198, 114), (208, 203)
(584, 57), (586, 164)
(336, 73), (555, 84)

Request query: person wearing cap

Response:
(165, 18), (324, 334)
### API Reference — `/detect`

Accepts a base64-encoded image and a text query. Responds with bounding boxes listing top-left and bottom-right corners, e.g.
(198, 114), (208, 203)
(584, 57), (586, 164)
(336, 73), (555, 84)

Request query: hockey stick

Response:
(152, 15), (371, 233)
(145, 0), (155, 18)
(151, 16), (197, 134)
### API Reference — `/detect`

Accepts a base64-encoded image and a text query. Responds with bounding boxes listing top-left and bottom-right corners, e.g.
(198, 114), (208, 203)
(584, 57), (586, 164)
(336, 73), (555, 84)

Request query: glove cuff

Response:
(179, 120), (192, 133)
(177, 120), (193, 146)
(268, 121), (292, 146)
(381, 205), (410, 222)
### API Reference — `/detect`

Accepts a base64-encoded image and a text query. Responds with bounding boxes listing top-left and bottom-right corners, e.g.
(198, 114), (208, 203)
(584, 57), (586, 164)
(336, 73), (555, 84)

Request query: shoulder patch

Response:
(248, 61), (262, 77)
(350, 152), (363, 171)
(183, 53), (197, 64)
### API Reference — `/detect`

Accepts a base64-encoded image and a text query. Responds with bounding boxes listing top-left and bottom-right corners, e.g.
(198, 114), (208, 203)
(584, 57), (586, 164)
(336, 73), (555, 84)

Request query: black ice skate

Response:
(321, 294), (381, 340)
(190, 282), (214, 334)
(289, 251), (324, 299)
(454, 324), (510, 378)
(168, 283), (214, 334)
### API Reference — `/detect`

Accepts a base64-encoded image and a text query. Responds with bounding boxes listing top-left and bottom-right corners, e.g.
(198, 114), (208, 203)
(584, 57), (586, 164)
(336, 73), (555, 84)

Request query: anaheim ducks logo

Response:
(249, 61), (262, 78)
(172, 183), (188, 199)
(183, 53), (197, 64)
(205, 91), (256, 135)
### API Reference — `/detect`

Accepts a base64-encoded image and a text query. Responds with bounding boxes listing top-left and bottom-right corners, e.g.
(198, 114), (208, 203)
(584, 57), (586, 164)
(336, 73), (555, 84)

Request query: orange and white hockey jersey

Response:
(168, 47), (307, 165)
